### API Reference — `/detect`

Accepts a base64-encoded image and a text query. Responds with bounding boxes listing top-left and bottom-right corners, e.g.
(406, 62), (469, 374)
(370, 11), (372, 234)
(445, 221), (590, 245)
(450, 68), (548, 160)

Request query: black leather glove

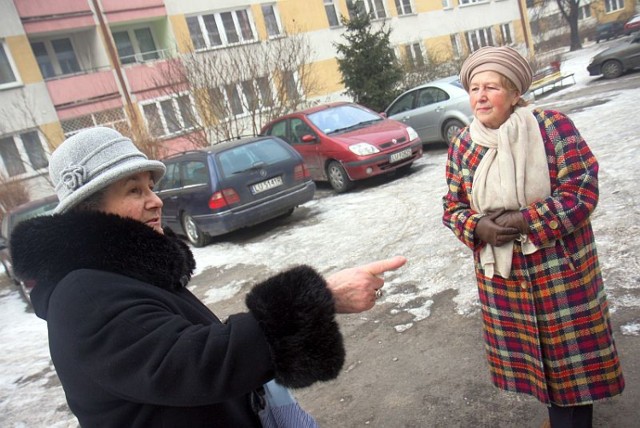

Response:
(475, 210), (521, 247)
(494, 210), (529, 235)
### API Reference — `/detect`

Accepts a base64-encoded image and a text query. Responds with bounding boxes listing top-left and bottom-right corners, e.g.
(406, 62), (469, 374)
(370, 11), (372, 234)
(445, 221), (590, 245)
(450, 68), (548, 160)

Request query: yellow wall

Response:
(6, 35), (42, 84)
(169, 14), (194, 53)
(415, 0), (445, 13)
(307, 58), (344, 97)
(39, 122), (65, 150)
(425, 35), (454, 63)
(279, 0), (329, 33)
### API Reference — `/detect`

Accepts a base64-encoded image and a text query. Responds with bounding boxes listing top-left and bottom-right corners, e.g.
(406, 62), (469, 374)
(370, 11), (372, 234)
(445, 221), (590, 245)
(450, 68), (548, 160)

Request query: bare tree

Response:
(398, 46), (467, 92)
(153, 31), (322, 147)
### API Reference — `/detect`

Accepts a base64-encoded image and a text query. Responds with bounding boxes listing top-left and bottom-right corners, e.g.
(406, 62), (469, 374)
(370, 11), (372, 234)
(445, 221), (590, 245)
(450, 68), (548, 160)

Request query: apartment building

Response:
(0, 0), (531, 198)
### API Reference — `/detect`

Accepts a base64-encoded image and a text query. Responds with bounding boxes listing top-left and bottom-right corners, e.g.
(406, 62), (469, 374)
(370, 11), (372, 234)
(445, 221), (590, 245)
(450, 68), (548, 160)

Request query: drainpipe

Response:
(517, 0), (534, 56)
(90, 0), (139, 130)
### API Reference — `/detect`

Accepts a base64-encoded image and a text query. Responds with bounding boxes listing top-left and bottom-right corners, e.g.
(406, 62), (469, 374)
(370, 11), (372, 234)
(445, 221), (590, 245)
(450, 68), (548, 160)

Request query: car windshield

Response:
(307, 104), (382, 135)
(218, 138), (294, 177)
(5, 200), (58, 236)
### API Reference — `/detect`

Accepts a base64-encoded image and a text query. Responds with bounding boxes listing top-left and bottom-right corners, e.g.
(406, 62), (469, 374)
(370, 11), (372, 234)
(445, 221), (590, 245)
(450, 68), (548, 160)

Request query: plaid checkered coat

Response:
(442, 109), (624, 405)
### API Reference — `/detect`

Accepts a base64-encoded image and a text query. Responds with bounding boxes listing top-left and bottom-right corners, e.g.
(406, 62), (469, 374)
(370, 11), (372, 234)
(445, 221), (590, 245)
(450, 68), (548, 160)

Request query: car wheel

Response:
(443, 119), (464, 145)
(182, 213), (210, 247)
(327, 161), (354, 193)
(601, 60), (623, 79)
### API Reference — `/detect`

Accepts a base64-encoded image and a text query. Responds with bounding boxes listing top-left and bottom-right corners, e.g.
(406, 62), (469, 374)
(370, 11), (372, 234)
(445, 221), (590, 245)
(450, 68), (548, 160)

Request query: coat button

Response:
(549, 220), (559, 229)
(520, 281), (527, 290)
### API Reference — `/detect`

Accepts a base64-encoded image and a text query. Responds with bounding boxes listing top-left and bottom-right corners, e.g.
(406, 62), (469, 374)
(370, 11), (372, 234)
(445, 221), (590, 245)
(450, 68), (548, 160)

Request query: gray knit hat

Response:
(459, 46), (533, 94)
(50, 127), (165, 214)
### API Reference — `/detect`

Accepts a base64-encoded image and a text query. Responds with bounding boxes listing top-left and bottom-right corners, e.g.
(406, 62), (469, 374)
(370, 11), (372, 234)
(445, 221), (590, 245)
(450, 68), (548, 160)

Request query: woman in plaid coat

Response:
(442, 46), (624, 428)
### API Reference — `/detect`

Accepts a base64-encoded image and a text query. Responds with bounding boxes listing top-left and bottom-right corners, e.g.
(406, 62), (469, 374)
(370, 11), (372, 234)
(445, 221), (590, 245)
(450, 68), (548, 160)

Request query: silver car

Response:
(385, 76), (473, 145)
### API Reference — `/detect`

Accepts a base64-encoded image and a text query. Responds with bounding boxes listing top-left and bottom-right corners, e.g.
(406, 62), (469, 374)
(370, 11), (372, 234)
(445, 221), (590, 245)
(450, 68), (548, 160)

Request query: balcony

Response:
(14, 0), (95, 34)
(46, 70), (122, 120)
(125, 57), (184, 100)
(101, 0), (166, 24)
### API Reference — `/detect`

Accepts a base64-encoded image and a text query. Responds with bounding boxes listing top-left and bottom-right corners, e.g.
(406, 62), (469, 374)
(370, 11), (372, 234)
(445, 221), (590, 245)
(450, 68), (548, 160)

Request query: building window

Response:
(0, 42), (19, 89)
(281, 70), (300, 101)
(142, 95), (197, 138)
(0, 131), (48, 177)
(605, 0), (624, 12)
(465, 27), (494, 52)
(500, 23), (513, 45)
(187, 9), (256, 50)
(262, 4), (282, 37)
(442, 0), (452, 8)
(578, 5), (592, 19)
(450, 34), (462, 58)
(459, 0), (487, 4)
(324, 0), (340, 27)
(31, 38), (81, 79)
(348, 0), (387, 19)
(394, 0), (413, 15)
(61, 108), (129, 138)
(112, 27), (160, 65)
(403, 42), (425, 67)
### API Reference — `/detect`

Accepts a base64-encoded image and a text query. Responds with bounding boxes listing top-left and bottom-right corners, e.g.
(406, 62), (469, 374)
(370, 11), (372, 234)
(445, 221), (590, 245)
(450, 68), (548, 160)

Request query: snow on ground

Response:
(1, 41), (639, 426)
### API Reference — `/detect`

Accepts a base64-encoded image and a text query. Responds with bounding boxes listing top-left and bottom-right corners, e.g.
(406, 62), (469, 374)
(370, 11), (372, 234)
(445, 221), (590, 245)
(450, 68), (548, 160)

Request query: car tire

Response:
(182, 213), (210, 247)
(443, 119), (464, 145)
(327, 161), (354, 193)
(601, 60), (623, 79)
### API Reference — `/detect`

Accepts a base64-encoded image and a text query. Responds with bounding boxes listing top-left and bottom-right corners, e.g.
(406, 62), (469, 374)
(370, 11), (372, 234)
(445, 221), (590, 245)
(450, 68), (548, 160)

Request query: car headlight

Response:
(349, 143), (380, 156)
(406, 126), (419, 141)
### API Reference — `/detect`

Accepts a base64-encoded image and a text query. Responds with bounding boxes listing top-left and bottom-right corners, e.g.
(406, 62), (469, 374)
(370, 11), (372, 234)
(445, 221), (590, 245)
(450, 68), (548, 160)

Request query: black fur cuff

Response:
(245, 265), (345, 388)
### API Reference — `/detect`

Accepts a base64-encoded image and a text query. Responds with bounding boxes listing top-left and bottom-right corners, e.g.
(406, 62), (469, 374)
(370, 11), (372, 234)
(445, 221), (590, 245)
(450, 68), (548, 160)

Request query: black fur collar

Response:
(10, 210), (195, 291)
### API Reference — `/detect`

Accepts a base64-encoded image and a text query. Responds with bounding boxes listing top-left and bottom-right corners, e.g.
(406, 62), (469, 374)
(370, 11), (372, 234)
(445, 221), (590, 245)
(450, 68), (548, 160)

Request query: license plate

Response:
(390, 148), (412, 163)
(251, 176), (283, 194)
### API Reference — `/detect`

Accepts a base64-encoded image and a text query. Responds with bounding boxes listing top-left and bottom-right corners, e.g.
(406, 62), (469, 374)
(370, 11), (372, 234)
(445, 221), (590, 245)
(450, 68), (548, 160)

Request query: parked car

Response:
(155, 136), (315, 247)
(587, 35), (640, 79)
(623, 15), (640, 35)
(596, 21), (625, 43)
(260, 102), (423, 193)
(384, 76), (473, 145)
(0, 194), (59, 302)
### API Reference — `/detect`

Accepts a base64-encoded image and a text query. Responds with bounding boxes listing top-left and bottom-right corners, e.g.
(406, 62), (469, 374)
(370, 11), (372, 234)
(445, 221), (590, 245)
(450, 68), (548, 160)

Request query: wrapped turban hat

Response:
(459, 46), (533, 94)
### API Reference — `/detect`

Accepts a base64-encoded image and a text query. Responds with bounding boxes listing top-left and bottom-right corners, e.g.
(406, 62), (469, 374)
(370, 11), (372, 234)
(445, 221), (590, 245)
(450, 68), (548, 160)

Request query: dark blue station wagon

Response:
(155, 136), (316, 247)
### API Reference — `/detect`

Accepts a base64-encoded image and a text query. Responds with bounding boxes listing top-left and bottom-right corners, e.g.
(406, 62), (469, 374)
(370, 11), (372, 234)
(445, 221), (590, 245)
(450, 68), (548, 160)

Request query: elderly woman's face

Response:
(100, 171), (164, 234)
(468, 71), (520, 129)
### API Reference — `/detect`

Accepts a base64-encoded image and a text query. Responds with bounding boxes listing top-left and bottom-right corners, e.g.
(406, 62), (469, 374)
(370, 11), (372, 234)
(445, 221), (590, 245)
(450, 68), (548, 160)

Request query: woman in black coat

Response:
(10, 127), (405, 427)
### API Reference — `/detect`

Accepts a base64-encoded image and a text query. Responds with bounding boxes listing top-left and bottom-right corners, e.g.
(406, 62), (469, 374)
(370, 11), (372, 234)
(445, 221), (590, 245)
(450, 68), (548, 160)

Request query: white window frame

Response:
(261, 4), (283, 38)
(394, 0), (414, 15)
(465, 27), (494, 52)
(324, 0), (341, 27)
(605, 0), (624, 13)
(0, 41), (21, 90)
(578, 5), (591, 20)
(111, 26), (162, 65)
(30, 37), (81, 79)
(365, 0), (387, 20)
(141, 93), (198, 138)
(403, 42), (425, 67)
(450, 34), (462, 58)
(500, 23), (513, 45)
(459, 0), (489, 5)
(187, 9), (257, 51)
(0, 130), (49, 178)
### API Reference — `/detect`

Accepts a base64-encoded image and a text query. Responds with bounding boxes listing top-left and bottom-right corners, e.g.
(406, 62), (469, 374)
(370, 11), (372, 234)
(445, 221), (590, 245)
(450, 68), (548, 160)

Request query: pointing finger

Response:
(361, 256), (407, 276)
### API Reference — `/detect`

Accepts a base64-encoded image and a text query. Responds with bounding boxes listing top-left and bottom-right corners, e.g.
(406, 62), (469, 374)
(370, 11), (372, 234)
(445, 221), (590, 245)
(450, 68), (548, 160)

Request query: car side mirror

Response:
(301, 134), (317, 143)
(379, 112), (388, 118)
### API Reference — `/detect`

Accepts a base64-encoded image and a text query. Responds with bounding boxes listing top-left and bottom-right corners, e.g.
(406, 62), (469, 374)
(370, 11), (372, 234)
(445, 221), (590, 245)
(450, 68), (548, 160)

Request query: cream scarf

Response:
(470, 106), (552, 278)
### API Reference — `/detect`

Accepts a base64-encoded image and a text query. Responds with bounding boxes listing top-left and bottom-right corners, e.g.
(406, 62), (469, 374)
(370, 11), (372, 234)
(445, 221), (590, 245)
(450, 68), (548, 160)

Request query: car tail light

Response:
(208, 188), (240, 210)
(294, 163), (310, 180)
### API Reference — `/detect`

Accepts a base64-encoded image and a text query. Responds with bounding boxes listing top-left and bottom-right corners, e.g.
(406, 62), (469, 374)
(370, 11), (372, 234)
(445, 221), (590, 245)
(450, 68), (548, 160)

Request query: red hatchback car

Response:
(260, 102), (423, 192)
